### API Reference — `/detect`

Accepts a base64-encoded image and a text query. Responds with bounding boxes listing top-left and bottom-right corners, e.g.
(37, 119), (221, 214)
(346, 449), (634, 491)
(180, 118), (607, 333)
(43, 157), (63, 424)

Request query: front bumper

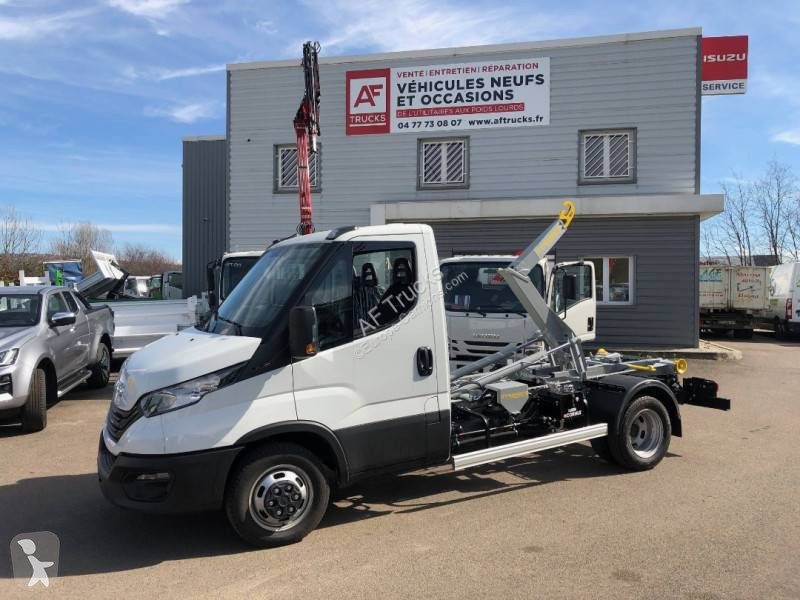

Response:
(0, 365), (26, 411)
(97, 435), (242, 514)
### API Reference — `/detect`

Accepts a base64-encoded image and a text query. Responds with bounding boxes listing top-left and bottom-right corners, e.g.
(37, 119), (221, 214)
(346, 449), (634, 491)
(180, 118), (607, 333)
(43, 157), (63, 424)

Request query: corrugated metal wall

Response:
(227, 33), (699, 249)
(424, 216), (700, 347)
(182, 138), (227, 298)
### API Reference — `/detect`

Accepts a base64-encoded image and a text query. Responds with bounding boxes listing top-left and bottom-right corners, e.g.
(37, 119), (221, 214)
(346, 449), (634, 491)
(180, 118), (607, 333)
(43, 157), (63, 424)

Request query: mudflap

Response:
(680, 378), (730, 411)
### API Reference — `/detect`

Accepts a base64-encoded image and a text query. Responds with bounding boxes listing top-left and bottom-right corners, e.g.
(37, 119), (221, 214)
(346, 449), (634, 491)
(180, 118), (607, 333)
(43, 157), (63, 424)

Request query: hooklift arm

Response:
(294, 41), (321, 235)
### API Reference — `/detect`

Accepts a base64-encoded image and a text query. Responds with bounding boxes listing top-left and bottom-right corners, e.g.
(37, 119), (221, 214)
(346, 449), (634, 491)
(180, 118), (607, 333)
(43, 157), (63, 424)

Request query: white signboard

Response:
(346, 58), (550, 135)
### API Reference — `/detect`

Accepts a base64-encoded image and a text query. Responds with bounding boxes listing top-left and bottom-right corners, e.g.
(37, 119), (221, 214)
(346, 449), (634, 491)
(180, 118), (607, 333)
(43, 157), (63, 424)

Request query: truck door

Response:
(292, 237), (439, 476)
(62, 291), (91, 368)
(550, 262), (596, 341)
(45, 293), (77, 379)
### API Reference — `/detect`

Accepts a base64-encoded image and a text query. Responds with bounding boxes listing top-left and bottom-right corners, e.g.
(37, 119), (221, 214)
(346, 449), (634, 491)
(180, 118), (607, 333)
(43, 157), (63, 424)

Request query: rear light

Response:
(787, 298), (793, 321)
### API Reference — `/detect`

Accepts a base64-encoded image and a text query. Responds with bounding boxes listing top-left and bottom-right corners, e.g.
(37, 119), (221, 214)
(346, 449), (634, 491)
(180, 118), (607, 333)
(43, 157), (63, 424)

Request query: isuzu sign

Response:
(701, 36), (748, 95)
(345, 58), (550, 135)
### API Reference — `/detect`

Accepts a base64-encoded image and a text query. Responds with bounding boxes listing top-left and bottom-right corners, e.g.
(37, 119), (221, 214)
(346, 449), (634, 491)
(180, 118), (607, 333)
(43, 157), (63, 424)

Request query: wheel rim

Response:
(628, 408), (664, 459)
(249, 465), (313, 532)
(99, 346), (110, 380)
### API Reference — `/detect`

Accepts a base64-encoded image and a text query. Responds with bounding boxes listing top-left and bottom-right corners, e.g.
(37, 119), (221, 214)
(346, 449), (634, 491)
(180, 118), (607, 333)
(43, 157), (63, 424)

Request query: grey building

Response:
(181, 136), (227, 298)
(218, 27), (723, 347)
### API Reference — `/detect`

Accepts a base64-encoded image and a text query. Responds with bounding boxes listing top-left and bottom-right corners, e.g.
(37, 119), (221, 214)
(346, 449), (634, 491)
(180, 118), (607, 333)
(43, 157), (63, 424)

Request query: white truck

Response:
(699, 265), (770, 339)
(206, 251), (263, 311)
(765, 262), (800, 338)
(79, 252), (206, 358)
(98, 203), (729, 547)
(440, 255), (595, 372)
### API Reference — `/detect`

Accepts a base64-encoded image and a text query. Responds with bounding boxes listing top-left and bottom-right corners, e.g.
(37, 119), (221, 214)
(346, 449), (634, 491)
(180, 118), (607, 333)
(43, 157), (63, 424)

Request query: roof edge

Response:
(228, 27), (702, 72)
(181, 135), (226, 142)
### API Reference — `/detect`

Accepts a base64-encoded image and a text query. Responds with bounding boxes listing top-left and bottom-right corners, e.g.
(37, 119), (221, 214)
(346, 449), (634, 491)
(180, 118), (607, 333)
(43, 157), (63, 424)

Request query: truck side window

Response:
(73, 292), (93, 311)
(353, 248), (416, 337)
(63, 291), (79, 312)
(47, 293), (68, 319)
(551, 264), (593, 313)
(301, 249), (353, 351)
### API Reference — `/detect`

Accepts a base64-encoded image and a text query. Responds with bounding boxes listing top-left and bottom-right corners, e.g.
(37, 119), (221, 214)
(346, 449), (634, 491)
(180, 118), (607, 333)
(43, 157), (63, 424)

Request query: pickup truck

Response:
(98, 205), (729, 548)
(0, 286), (114, 432)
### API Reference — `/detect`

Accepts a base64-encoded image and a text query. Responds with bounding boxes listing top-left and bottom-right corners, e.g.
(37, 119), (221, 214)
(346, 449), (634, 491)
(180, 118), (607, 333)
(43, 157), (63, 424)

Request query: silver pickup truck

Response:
(0, 286), (114, 432)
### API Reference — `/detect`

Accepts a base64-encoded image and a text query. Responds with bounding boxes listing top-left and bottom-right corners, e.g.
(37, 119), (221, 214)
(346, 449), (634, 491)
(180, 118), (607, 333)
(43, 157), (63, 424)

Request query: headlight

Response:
(0, 349), (19, 367)
(139, 365), (240, 417)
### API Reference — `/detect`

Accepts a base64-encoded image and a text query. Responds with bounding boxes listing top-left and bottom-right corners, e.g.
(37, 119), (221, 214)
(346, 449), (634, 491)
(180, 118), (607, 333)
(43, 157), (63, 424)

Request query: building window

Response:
(585, 257), (634, 304)
(418, 138), (468, 189)
(579, 129), (636, 184)
(275, 144), (320, 192)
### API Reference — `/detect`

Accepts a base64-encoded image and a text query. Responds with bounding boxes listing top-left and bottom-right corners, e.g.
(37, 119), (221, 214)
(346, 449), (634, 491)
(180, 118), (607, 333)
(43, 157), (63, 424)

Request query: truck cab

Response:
(768, 262), (800, 338)
(440, 255), (596, 371)
(206, 251), (263, 310)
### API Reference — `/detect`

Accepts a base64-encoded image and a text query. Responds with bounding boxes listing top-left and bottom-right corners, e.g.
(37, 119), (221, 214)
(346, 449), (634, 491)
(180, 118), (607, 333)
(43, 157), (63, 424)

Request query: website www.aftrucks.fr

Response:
(467, 115), (545, 126)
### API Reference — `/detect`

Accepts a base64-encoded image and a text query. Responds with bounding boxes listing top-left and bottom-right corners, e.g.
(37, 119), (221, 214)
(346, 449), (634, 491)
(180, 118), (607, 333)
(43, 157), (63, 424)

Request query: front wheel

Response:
(225, 443), (330, 547)
(21, 368), (48, 432)
(609, 396), (671, 471)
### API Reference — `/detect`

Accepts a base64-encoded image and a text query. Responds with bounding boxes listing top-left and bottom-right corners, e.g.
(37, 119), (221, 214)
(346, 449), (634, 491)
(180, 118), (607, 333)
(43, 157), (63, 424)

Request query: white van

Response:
(767, 262), (800, 338)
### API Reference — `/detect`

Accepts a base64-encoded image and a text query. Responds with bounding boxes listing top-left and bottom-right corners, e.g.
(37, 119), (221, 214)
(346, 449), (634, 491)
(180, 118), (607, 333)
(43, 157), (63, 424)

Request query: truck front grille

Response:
(105, 402), (143, 442)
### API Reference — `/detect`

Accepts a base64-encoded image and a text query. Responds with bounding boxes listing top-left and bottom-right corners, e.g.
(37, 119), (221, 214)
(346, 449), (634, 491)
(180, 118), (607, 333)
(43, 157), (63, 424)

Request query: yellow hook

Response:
(559, 200), (576, 227)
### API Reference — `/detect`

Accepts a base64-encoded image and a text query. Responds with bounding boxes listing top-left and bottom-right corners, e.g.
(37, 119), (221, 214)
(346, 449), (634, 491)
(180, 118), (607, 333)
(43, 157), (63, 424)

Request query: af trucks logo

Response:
(346, 68), (390, 135)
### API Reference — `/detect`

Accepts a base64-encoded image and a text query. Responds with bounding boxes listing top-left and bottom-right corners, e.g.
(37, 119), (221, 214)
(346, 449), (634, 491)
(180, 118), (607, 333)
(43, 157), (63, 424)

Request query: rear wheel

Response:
(733, 328), (754, 339)
(225, 443), (330, 547)
(21, 368), (48, 433)
(609, 396), (671, 471)
(87, 342), (111, 388)
(775, 319), (787, 340)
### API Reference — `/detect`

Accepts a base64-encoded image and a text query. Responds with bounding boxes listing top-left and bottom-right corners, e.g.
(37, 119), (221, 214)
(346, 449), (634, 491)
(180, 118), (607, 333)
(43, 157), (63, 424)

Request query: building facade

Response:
(222, 28), (723, 347)
(182, 136), (228, 298)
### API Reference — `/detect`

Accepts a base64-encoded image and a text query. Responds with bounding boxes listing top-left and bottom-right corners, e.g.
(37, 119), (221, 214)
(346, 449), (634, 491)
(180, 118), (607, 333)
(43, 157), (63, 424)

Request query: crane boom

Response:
(294, 41), (321, 235)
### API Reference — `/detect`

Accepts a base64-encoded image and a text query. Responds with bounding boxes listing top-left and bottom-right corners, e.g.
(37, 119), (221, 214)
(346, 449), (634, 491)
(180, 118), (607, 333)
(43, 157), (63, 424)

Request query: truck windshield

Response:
(0, 294), (41, 327)
(208, 243), (327, 337)
(221, 256), (260, 301)
(440, 262), (544, 315)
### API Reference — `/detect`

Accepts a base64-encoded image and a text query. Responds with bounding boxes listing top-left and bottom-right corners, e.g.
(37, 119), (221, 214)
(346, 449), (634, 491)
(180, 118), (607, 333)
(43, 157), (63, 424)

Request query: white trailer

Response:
(699, 265), (770, 338)
(765, 262), (800, 338)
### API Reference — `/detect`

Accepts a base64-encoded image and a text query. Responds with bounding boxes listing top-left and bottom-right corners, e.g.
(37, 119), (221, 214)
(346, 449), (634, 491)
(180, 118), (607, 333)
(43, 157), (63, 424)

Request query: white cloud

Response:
(772, 129), (800, 145)
(156, 64), (225, 80)
(0, 8), (90, 41)
(107, 0), (188, 20)
(298, 0), (580, 54)
(144, 101), (220, 123)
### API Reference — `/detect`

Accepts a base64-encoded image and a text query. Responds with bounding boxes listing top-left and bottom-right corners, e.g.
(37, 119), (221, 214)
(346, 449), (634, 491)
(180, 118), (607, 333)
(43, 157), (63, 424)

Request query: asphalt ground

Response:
(1, 334), (798, 599)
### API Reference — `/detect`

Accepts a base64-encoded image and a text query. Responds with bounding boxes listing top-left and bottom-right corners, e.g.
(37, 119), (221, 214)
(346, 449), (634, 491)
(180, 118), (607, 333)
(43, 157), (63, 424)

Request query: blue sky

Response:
(1, 0), (799, 260)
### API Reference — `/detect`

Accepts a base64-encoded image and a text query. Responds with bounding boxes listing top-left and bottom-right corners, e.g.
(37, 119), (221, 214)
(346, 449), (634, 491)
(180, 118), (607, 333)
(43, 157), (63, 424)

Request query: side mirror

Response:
(289, 306), (319, 360)
(563, 274), (578, 302)
(50, 312), (77, 327)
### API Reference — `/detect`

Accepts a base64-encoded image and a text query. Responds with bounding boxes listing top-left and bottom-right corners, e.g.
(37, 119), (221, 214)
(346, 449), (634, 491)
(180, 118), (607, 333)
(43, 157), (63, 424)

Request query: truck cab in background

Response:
(148, 271), (183, 300)
(206, 251), (263, 310)
(767, 262), (800, 338)
(440, 255), (596, 372)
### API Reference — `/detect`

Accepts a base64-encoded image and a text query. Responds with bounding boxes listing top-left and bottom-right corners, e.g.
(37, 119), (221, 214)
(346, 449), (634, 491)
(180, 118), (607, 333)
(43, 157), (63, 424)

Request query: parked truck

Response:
(206, 251), (263, 311)
(78, 251), (207, 358)
(699, 265), (770, 339)
(98, 202), (729, 547)
(0, 286), (114, 431)
(440, 254), (595, 372)
(765, 262), (800, 339)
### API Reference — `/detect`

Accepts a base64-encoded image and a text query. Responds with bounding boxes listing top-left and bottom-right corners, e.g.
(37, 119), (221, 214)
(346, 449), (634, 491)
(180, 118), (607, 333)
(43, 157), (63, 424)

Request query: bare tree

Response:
(0, 206), (42, 282)
(116, 243), (180, 275)
(50, 222), (114, 276)
(753, 160), (796, 263)
(707, 176), (756, 265)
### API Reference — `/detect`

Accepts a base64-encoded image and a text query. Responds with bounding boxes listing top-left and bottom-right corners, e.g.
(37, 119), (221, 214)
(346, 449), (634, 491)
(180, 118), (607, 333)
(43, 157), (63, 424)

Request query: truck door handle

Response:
(416, 347), (433, 376)
(587, 317), (594, 332)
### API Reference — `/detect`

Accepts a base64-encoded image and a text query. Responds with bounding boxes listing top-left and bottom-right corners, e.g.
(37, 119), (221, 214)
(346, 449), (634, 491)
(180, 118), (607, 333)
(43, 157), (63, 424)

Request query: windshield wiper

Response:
(467, 308), (488, 317)
(216, 314), (243, 335)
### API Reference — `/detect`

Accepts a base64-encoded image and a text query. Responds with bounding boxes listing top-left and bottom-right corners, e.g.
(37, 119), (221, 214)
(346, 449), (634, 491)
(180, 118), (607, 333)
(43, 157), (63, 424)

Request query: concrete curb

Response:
(587, 340), (742, 361)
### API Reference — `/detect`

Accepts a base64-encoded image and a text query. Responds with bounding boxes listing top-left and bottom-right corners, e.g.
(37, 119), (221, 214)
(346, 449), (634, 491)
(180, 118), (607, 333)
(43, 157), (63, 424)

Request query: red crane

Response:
(294, 41), (321, 235)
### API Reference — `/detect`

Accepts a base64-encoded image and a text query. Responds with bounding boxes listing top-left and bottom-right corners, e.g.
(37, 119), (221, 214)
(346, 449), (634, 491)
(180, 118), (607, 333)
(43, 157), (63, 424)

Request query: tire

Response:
(608, 396), (671, 471)
(590, 437), (615, 463)
(21, 368), (48, 433)
(87, 342), (111, 388)
(733, 328), (754, 340)
(225, 443), (331, 547)
(775, 319), (787, 340)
